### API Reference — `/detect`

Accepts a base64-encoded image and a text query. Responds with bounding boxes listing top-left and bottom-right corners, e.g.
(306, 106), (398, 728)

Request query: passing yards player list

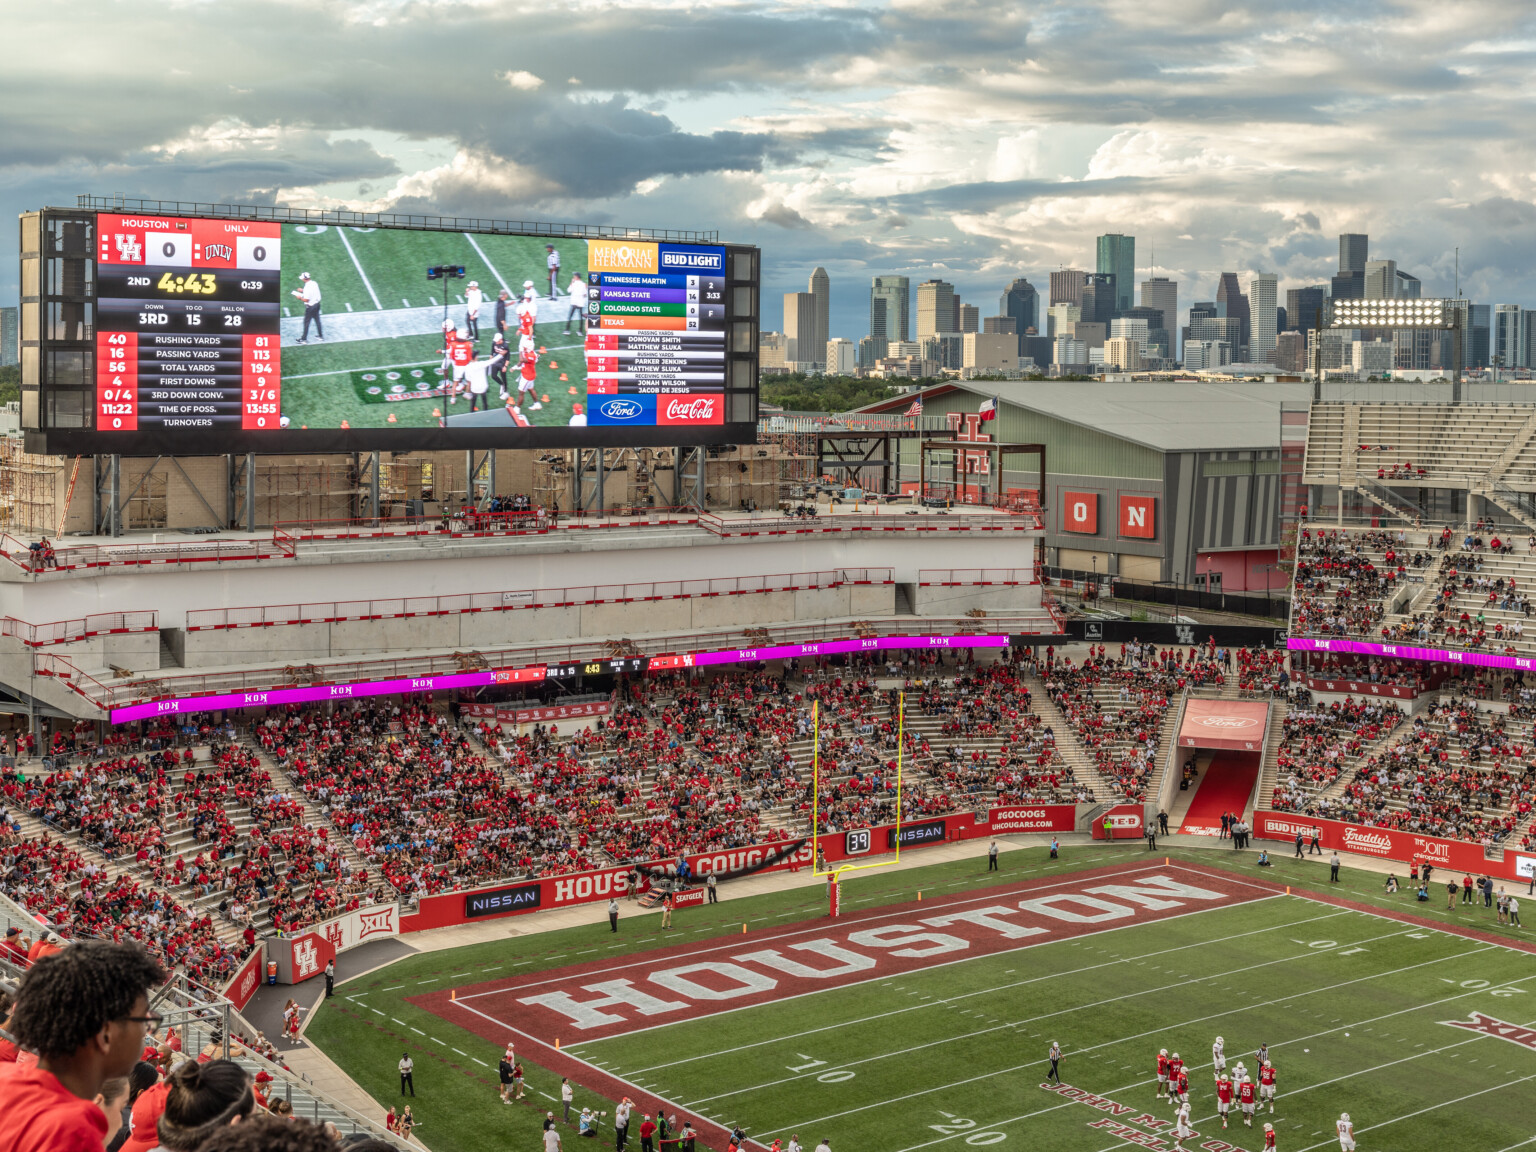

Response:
(95, 214), (283, 431)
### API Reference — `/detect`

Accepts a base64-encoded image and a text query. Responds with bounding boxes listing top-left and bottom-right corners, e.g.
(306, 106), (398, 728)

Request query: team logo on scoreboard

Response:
(113, 233), (143, 263)
(203, 243), (234, 263)
(588, 240), (658, 274)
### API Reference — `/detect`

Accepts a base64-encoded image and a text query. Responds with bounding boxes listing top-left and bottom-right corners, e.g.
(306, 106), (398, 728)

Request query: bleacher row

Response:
(6, 632), (1531, 984)
(1302, 403), (1536, 488)
(0, 646), (1226, 967)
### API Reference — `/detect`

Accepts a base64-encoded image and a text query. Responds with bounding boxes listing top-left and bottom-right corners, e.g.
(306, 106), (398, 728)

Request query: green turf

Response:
(304, 847), (1536, 1152)
(276, 226), (587, 428)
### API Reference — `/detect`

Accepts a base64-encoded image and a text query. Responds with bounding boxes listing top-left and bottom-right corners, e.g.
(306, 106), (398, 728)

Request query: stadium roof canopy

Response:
(858, 380), (1315, 454)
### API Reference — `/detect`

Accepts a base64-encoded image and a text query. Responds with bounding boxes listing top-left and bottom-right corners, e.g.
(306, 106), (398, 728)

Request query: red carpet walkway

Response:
(1179, 752), (1260, 836)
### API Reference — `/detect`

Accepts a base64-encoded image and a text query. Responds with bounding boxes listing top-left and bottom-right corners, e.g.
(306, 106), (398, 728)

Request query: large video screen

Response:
(80, 211), (752, 452)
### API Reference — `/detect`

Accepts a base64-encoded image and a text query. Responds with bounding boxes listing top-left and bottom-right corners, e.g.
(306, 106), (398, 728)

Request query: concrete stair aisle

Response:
(1253, 701), (1291, 810)
(1016, 671), (1120, 796)
(1141, 698), (1189, 810)
(245, 742), (374, 883)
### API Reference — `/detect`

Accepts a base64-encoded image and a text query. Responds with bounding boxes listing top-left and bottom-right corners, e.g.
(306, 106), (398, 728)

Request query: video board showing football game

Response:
(44, 206), (756, 453)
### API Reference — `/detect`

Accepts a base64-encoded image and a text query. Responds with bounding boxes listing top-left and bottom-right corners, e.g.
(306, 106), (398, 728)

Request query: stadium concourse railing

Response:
(0, 896), (406, 1146)
(0, 532), (290, 576)
(0, 610), (158, 647)
(185, 569), (892, 630)
(701, 509), (1045, 536)
(63, 616), (1052, 715)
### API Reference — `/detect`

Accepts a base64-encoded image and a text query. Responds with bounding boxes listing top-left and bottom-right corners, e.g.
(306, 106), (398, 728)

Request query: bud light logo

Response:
(599, 399), (643, 421)
(658, 244), (724, 272)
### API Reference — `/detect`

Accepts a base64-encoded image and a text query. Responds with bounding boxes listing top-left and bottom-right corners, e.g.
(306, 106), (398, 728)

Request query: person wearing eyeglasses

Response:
(0, 940), (166, 1152)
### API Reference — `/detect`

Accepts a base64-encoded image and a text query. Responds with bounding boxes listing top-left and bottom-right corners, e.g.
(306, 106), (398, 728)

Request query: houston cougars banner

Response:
(1252, 811), (1525, 879)
(1303, 675), (1421, 699)
(308, 903), (400, 954)
(462, 699), (612, 725)
(222, 948), (265, 1011)
(1178, 698), (1269, 750)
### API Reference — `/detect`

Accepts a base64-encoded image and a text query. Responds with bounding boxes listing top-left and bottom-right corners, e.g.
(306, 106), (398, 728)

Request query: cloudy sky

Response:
(5, 0), (1536, 342)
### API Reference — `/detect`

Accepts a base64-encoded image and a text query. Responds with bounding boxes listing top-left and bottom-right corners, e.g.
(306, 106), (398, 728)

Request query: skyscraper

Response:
(1249, 273), (1278, 363)
(1363, 260), (1399, 300)
(958, 304), (979, 333)
(1080, 273), (1117, 326)
(870, 276), (910, 345)
(1470, 303), (1491, 368)
(808, 267), (830, 359)
(1285, 286), (1327, 336)
(1215, 274), (1250, 358)
(1139, 277), (1178, 357)
(1050, 269), (1087, 307)
(0, 306), (16, 368)
(916, 279), (958, 339)
(1339, 234), (1368, 274)
(999, 279), (1039, 352)
(783, 292), (819, 364)
(1096, 234), (1135, 312)
(1495, 305), (1526, 371)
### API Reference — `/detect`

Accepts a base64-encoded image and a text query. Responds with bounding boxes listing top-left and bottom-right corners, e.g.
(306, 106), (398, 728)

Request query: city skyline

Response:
(6, 2), (1536, 346)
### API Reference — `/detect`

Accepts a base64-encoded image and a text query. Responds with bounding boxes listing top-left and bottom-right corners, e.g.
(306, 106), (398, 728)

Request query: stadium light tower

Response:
(1316, 297), (1464, 401)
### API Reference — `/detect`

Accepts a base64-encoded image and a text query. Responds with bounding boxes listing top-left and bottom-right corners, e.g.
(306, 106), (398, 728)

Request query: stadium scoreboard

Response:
(20, 201), (760, 454)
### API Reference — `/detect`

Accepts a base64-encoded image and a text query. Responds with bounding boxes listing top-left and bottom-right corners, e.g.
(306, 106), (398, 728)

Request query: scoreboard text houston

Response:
(31, 202), (758, 453)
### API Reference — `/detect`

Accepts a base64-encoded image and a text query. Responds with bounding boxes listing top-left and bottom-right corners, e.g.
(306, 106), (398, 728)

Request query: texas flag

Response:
(979, 396), (998, 421)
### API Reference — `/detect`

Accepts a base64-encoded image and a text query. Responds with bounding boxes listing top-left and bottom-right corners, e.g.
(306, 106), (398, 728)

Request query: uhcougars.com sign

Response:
(988, 805), (1077, 834)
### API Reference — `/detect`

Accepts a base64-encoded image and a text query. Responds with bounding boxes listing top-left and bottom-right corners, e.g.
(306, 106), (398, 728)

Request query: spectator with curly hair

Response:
(0, 940), (165, 1152)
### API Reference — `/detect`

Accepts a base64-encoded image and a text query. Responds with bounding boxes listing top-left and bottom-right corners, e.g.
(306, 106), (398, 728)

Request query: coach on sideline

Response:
(293, 272), (323, 343)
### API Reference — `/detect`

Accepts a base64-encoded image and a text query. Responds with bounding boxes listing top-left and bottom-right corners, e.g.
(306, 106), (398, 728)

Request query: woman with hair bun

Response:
(154, 1058), (255, 1150)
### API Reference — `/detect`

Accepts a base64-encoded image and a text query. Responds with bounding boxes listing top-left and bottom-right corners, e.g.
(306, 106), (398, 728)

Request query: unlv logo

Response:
(294, 939), (320, 980)
(203, 243), (233, 262)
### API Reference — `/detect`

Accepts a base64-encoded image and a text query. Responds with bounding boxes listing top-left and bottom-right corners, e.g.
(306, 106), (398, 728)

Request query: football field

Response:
(276, 226), (587, 429)
(307, 851), (1536, 1152)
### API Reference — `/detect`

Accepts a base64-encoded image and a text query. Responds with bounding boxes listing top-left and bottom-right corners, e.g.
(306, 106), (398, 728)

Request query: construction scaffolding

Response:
(0, 440), (63, 535)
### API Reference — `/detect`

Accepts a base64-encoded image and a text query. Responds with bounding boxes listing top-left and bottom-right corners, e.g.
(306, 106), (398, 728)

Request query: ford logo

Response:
(599, 399), (643, 420)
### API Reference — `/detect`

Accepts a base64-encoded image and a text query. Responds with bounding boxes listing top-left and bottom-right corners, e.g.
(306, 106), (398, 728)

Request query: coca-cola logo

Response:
(597, 399), (644, 421)
(660, 394), (723, 425)
(666, 397), (718, 419)
(1342, 827), (1393, 855)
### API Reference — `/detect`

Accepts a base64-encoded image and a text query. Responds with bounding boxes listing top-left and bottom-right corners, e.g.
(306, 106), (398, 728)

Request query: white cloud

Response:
(503, 70), (545, 90)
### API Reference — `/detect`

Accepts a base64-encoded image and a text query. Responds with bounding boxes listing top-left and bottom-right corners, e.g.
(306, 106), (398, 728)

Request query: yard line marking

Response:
(1093, 1012), (1536, 1152)
(450, 973), (472, 978)
(383, 985), (405, 991)
(775, 941), (1499, 1129)
(615, 904), (1349, 1072)
(453, 1048), (468, 1056)
(334, 227), (382, 310)
(345, 302), (353, 312)
(402, 297), (411, 307)
(462, 233), (512, 295)
(473, 1057), (490, 1066)
(371, 1009), (385, 1016)
(1290, 1072), (1536, 1152)
(892, 961), (1536, 1152)
(411, 1028), (426, 1036)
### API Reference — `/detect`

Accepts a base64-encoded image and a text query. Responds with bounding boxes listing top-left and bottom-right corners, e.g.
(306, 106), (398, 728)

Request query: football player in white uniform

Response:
(1336, 1113), (1355, 1152)
(1212, 1036), (1226, 1078)
(1173, 1101), (1192, 1152)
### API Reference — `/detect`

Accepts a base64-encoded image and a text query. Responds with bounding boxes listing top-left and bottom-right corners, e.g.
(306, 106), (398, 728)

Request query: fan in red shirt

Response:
(0, 940), (166, 1152)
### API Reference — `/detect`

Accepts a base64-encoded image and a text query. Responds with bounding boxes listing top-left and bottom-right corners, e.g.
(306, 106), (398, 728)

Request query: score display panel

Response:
(49, 208), (758, 454)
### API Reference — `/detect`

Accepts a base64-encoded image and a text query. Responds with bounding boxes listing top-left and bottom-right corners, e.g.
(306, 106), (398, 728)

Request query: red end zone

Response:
(408, 863), (1274, 1148)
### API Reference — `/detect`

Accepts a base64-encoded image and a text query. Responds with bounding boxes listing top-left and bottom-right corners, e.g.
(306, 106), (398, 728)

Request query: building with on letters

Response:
(855, 380), (1306, 592)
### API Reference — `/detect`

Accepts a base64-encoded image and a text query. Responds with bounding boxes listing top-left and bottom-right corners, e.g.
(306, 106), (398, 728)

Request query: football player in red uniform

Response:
(1156, 1049), (1170, 1099)
(1238, 1077), (1257, 1127)
(1215, 1074), (1234, 1129)
(1259, 1060), (1277, 1112)
(1173, 1067), (1189, 1108)
(1263, 1122), (1276, 1150)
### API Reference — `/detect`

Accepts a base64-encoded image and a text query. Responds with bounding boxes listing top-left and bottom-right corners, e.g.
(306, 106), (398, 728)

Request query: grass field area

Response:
(306, 847), (1536, 1152)
(277, 226), (587, 429)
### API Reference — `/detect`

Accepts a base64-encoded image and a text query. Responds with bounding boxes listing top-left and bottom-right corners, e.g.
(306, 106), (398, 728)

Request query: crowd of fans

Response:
(1291, 527), (1424, 639)
(1269, 698), (1405, 812)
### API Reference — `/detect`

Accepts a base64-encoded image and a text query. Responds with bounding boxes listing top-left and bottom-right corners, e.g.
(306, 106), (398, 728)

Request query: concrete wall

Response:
(913, 582), (1043, 617)
(2, 530), (1027, 631)
(176, 583), (898, 667)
